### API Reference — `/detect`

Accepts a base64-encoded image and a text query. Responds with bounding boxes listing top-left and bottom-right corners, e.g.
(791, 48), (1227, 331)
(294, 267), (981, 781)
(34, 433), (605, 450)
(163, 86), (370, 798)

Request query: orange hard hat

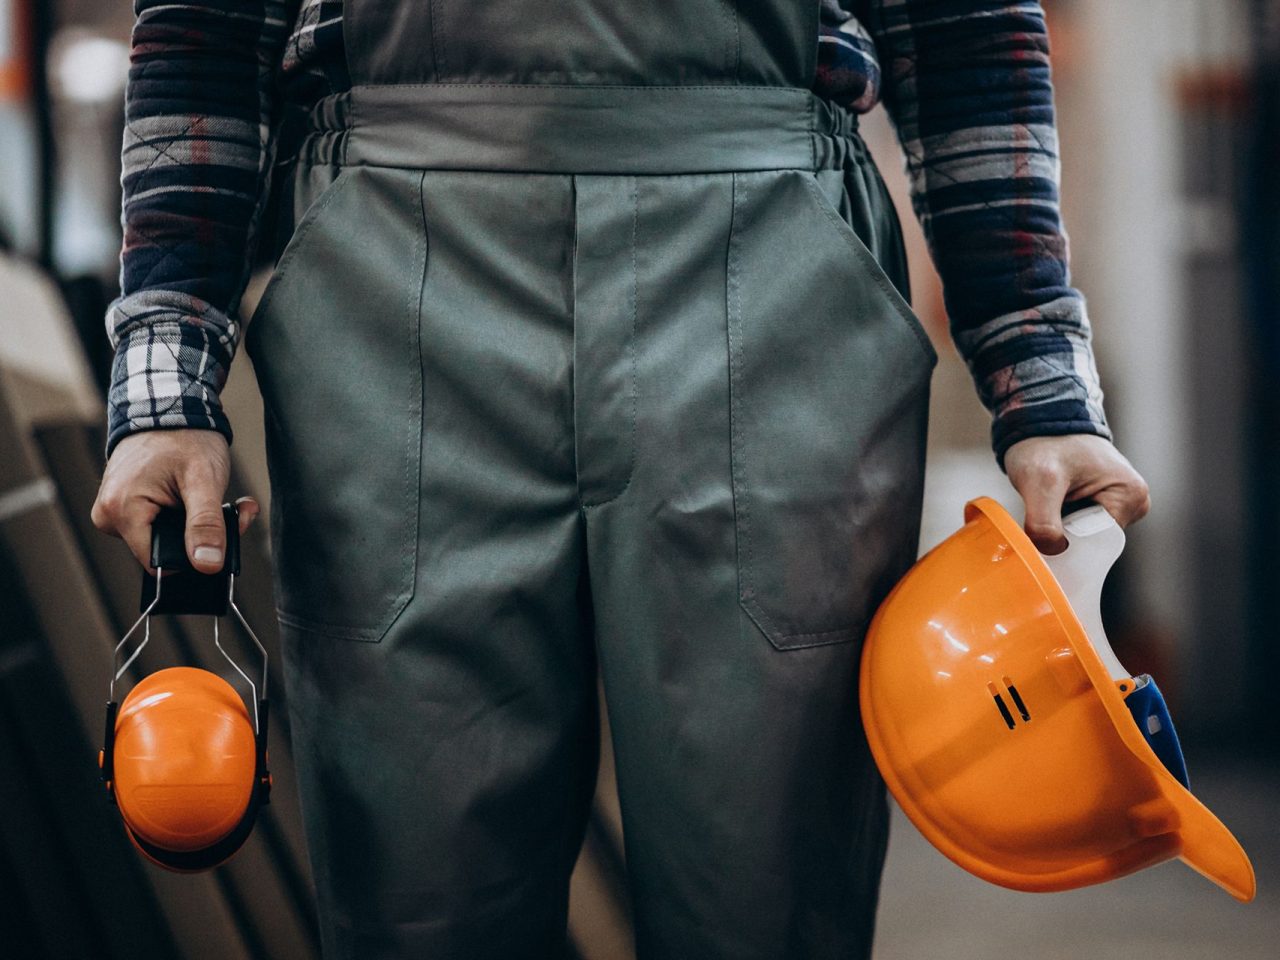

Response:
(100, 666), (270, 872)
(860, 496), (1255, 902)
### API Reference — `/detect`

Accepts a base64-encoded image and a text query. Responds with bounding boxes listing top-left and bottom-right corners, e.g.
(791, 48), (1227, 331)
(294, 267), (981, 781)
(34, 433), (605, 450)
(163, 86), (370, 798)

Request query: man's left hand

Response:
(1004, 434), (1150, 555)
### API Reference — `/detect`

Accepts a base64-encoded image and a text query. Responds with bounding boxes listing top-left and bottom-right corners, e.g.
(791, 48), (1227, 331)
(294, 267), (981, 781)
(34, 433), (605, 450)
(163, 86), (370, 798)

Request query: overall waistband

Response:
(295, 83), (862, 175)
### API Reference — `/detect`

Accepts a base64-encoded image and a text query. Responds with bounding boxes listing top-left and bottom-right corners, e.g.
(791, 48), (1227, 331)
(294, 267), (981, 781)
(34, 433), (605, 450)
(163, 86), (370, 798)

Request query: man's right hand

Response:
(91, 429), (259, 575)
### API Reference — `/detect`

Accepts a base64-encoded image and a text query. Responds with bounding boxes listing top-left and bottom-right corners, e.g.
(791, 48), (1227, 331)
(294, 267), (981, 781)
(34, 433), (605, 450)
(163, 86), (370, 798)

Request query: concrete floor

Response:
(874, 758), (1280, 959)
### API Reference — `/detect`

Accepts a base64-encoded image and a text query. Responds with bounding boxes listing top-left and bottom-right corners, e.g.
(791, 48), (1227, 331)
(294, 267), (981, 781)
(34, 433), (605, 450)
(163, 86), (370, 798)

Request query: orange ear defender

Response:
(98, 504), (272, 873)
(860, 497), (1256, 902)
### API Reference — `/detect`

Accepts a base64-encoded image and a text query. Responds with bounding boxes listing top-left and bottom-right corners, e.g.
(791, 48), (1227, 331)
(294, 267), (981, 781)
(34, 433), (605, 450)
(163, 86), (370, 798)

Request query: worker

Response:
(92, 1), (1151, 957)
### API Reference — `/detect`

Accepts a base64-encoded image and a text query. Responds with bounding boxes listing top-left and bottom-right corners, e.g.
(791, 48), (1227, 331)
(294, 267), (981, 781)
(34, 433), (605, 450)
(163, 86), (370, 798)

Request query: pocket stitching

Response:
(727, 172), (867, 652)
(396, 169), (428, 640)
(799, 172), (939, 367)
(276, 608), (391, 642)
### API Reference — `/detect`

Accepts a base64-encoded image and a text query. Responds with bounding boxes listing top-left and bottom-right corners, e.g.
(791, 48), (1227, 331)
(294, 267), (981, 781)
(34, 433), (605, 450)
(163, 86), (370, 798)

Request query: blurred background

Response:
(0, 0), (1276, 957)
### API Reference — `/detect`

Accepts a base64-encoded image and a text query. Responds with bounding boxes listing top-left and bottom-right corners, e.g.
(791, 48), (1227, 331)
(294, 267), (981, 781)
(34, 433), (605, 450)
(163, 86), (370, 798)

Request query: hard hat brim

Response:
(1175, 790), (1257, 902)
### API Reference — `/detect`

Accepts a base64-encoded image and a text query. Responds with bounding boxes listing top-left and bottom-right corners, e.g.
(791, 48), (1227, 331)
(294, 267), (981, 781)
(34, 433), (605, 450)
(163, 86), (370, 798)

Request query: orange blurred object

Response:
(108, 667), (258, 870)
(0, 0), (32, 101)
(860, 496), (1255, 902)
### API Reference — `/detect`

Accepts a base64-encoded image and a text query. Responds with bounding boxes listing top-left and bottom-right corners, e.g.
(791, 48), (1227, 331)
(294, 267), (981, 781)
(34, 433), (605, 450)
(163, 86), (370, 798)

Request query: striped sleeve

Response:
(104, 0), (295, 456)
(867, 0), (1112, 467)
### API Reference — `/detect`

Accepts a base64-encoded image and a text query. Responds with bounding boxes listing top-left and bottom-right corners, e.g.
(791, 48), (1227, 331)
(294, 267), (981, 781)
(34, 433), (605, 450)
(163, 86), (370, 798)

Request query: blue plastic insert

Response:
(1123, 675), (1190, 789)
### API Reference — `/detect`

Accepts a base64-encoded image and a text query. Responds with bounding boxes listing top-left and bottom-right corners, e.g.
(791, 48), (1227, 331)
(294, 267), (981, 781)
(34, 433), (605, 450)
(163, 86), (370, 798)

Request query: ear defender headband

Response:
(98, 504), (272, 873)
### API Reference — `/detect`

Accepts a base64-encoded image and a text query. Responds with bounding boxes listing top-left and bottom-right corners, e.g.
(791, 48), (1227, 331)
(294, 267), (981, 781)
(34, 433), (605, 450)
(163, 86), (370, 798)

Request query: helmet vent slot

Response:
(988, 682), (1016, 729)
(1003, 676), (1031, 722)
(988, 678), (1031, 729)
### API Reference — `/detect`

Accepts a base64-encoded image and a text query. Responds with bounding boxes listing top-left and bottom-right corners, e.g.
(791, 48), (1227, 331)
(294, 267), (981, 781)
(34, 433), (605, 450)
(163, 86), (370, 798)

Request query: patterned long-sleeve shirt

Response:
(107, 0), (1111, 466)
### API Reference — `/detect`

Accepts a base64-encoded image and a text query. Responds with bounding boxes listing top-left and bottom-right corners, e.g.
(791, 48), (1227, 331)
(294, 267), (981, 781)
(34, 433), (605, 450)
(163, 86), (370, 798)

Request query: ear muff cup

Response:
(103, 666), (270, 872)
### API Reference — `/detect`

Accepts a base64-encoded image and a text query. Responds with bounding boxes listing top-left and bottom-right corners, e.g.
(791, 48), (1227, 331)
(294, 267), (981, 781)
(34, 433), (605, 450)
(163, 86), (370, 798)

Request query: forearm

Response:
(869, 0), (1110, 465)
(107, 0), (293, 455)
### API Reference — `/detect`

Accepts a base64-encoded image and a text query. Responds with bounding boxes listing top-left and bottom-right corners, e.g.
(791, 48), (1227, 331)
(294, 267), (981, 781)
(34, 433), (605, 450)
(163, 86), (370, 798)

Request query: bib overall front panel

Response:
(345, 0), (817, 88)
(245, 2), (935, 958)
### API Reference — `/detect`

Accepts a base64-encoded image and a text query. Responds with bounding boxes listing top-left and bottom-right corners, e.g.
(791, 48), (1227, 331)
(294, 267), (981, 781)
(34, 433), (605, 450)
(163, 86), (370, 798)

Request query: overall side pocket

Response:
(246, 165), (427, 642)
(799, 169), (938, 369)
(726, 169), (933, 651)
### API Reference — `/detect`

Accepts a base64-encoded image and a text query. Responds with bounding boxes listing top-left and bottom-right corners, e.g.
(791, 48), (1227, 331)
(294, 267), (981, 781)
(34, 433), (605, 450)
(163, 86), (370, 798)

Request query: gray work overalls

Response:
(245, 1), (937, 957)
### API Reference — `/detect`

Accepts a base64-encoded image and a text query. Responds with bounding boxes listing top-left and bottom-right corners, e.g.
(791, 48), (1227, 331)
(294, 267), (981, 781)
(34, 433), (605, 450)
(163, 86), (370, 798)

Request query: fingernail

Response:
(194, 546), (223, 566)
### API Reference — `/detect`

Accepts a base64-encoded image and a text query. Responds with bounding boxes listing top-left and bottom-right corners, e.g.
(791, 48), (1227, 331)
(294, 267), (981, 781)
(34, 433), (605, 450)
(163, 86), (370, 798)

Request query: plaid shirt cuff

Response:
(105, 291), (236, 457)
(960, 295), (1113, 470)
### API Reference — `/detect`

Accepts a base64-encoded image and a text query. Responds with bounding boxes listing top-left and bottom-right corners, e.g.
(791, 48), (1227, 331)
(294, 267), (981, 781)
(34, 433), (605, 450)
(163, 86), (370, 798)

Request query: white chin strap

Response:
(1039, 505), (1132, 682)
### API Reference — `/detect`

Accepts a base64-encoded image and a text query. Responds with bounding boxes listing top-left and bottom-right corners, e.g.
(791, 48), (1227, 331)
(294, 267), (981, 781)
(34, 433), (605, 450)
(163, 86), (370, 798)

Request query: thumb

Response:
(1020, 467), (1071, 556)
(181, 477), (228, 574)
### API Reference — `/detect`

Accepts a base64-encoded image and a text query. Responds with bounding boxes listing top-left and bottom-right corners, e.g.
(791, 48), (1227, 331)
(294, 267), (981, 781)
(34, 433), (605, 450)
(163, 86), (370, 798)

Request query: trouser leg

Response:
(590, 512), (890, 960)
(577, 168), (930, 959)
(261, 170), (600, 959)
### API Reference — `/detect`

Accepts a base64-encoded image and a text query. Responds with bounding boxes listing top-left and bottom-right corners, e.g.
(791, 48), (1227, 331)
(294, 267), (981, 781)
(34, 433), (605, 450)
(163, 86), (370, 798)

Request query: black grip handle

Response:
(140, 504), (241, 615)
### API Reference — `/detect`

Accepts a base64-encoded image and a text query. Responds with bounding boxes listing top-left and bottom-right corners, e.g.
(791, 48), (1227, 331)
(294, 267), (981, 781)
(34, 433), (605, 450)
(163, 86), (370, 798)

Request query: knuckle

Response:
(182, 459), (217, 483)
(92, 490), (123, 526)
(180, 451), (226, 483)
(1123, 477), (1151, 510)
(1137, 490), (1153, 519)
(1029, 459), (1065, 486)
(1045, 460), (1069, 483)
(187, 510), (225, 531)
